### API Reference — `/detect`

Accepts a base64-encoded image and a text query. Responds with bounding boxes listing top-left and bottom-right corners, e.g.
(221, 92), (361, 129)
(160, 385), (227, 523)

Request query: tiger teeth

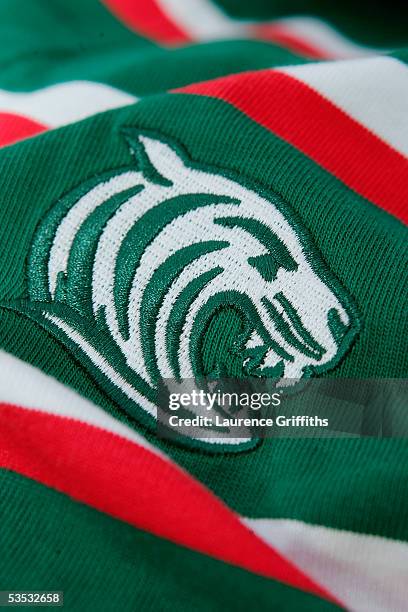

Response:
(260, 348), (281, 370)
(245, 330), (263, 349)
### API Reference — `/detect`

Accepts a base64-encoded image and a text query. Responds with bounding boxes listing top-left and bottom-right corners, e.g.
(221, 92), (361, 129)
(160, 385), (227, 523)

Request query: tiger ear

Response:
(123, 130), (187, 187)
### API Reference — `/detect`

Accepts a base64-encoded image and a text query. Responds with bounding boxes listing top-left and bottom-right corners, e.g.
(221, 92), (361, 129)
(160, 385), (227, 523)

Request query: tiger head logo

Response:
(14, 130), (359, 450)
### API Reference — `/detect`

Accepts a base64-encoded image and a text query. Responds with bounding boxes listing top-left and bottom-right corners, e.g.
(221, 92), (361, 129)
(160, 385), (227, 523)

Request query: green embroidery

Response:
(262, 296), (325, 360)
(28, 168), (137, 302)
(5, 129), (360, 453)
(140, 240), (229, 384)
(166, 268), (224, 380)
(114, 193), (239, 340)
(189, 290), (295, 379)
(65, 184), (144, 316)
(274, 291), (326, 355)
(328, 307), (350, 346)
(215, 216), (298, 281)
(124, 129), (173, 188)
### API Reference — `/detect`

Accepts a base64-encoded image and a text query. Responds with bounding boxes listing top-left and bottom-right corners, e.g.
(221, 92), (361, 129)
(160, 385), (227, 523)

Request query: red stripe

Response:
(175, 70), (408, 224)
(250, 24), (330, 59)
(101, 0), (191, 44)
(0, 112), (48, 147)
(101, 1), (329, 58)
(0, 402), (340, 605)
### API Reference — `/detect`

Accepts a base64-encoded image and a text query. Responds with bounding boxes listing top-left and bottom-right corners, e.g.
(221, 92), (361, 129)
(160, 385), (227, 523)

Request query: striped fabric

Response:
(0, 1), (407, 611)
(2, 58), (406, 222)
(0, 82), (137, 146)
(102, 0), (379, 57)
(2, 350), (408, 611)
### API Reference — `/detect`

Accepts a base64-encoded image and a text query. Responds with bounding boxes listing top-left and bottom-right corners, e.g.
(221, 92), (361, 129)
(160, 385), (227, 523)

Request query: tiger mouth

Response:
(242, 292), (350, 378)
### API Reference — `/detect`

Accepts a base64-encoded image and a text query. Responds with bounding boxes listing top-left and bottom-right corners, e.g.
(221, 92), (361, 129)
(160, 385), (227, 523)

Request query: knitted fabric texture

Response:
(0, 1), (407, 611)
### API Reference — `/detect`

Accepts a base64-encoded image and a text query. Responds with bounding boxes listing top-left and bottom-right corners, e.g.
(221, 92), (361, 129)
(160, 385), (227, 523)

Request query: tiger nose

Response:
(327, 307), (351, 347)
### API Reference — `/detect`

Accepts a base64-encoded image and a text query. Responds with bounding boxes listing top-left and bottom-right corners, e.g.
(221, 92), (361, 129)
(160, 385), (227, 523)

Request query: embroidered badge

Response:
(11, 130), (359, 450)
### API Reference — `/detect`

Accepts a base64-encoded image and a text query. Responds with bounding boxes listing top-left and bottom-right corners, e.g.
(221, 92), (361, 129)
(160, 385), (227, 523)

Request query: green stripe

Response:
(0, 0), (304, 92)
(171, 435), (408, 541)
(0, 470), (340, 612)
(0, 0), (152, 88)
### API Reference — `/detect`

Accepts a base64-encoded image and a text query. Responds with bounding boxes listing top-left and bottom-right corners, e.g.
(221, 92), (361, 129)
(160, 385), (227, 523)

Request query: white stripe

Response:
(0, 349), (159, 453)
(157, 0), (245, 39)
(0, 81), (137, 127)
(272, 17), (377, 59)
(4, 348), (407, 610)
(244, 518), (408, 612)
(280, 57), (408, 158)
(158, 0), (376, 57)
